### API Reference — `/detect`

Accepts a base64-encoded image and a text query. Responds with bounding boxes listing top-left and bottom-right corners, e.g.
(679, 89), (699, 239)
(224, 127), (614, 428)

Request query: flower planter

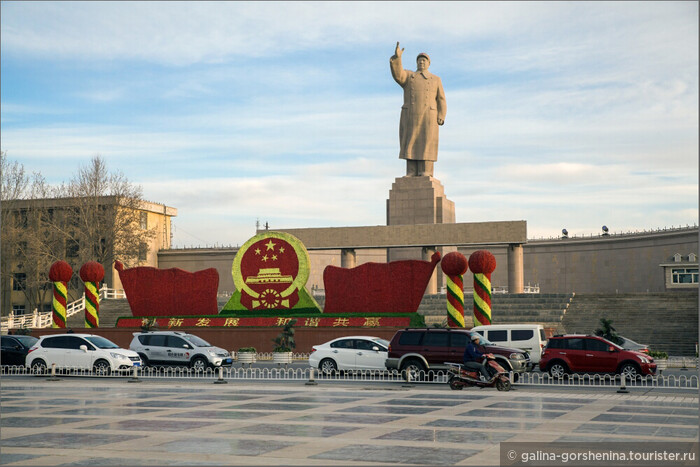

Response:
(273, 352), (293, 365)
(237, 352), (257, 366)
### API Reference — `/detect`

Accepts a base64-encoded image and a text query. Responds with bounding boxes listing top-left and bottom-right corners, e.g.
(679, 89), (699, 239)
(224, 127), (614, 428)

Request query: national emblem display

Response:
(232, 232), (311, 311)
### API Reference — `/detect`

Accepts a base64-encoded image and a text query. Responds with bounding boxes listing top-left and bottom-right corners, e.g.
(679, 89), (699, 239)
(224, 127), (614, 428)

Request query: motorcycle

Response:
(446, 354), (512, 391)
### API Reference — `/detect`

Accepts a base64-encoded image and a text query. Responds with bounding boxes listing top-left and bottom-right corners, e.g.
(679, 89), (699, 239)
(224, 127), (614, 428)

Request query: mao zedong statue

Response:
(390, 41), (447, 177)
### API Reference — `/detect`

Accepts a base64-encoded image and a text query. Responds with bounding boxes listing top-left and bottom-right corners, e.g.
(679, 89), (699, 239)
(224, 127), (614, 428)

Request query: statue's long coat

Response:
(390, 55), (447, 162)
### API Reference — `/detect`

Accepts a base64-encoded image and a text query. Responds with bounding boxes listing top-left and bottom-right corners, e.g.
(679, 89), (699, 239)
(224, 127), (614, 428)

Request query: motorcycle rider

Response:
(463, 333), (493, 381)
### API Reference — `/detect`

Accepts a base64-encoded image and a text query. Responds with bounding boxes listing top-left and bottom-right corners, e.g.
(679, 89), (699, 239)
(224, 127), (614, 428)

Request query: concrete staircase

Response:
(561, 292), (698, 356)
(66, 299), (133, 328)
(418, 293), (574, 330)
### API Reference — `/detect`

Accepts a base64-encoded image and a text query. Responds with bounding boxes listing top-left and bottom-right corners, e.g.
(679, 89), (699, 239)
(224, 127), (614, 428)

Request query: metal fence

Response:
(2, 365), (697, 389)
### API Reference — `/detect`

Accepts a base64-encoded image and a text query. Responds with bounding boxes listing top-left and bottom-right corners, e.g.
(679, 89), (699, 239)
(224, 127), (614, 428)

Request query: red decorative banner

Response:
(117, 316), (411, 328)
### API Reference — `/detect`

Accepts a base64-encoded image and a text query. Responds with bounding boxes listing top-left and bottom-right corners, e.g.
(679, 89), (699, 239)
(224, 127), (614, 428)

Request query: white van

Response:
(471, 324), (547, 366)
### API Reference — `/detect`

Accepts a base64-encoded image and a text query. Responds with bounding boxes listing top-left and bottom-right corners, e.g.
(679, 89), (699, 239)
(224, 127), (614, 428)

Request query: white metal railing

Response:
(1, 285), (125, 332)
(1, 365), (697, 389)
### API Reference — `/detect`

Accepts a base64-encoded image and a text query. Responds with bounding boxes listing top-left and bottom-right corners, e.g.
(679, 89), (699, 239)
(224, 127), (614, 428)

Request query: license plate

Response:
(133, 362), (141, 367)
(223, 358), (232, 365)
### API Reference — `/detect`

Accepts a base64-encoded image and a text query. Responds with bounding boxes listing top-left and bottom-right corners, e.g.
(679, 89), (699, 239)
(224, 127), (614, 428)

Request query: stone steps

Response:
(561, 292), (698, 356)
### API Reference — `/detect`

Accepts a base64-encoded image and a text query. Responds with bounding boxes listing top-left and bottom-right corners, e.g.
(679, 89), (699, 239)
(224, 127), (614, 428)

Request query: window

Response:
(399, 331), (424, 346)
(166, 336), (188, 348)
(66, 239), (79, 258)
(689, 253), (698, 262)
(12, 305), (26, 315)
(1, 337), (19, 349)
(143, 335), (167, 347)
(12, 273), (26, 291)
(547, 339), (563, 349)
(451, 333), (469, 348)
(140, 212), (148, 230)
(355, 340), (375, 350)
(672, 268), (698, 284)
(673, 253), (682, 262)
(563, 338), (584, 350)
(138, 242), (148, 261)
(488, 330), (508, 342)
(512, 330), (534, 341)
(331, 339), (355, 349)
(585, 338), (609, 352)
(423, 332), (449, 347)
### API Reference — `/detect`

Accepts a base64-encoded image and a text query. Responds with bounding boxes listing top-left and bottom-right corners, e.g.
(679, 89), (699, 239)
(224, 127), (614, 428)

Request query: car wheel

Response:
(30, 359), (47, 375)
(93, 360), (111, 376)
(400, 359), (426, 382)
(619, 363), (640, 380)
(548, 361), (569, 379)
(319, 358), (338, 375)
(190, 357), (208, 372)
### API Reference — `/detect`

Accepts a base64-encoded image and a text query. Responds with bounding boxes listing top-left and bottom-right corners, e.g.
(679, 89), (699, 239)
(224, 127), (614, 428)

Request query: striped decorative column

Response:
(80, 262), (105, 328)
(49, 261), (73, 328)
(468, 250), (497, 327)
(440, 252), (468, 328)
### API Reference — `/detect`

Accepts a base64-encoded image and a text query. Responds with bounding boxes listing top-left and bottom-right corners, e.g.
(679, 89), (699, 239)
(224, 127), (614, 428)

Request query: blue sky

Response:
(2, 1), (698, 248)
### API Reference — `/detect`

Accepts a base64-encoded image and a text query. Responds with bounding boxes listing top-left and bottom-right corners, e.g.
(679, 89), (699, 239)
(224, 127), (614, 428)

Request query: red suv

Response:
(385, 328), (530, 380)
(539, 334), (657, 379)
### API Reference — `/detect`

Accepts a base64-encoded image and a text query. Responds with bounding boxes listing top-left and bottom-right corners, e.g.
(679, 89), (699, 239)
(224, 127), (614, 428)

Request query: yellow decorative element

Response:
(195, 318), (211, 327)
(333, 318), (350, 327)
(276, 317), (293, 325)
(363, 317), (381, 327)
(223, 318), (240, 327)
(304, 317), (320, 327)
(265, 240), (276, 250)
(168, 318), (184, 327)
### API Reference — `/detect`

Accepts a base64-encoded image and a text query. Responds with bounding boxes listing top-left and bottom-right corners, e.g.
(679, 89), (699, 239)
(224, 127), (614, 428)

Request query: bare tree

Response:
(58, 155), (157, 271)
(2, 153), (157, 316)
(1, 152), (63, 315)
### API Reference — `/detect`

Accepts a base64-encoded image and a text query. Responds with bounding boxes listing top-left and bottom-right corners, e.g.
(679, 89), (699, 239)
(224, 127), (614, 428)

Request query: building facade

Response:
(1, 196), (176, 316)
(158, 226), (698, 296)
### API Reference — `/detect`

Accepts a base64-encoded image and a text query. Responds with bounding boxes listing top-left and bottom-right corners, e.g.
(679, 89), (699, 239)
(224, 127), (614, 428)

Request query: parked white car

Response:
(471, 324), (547, 365)
(26, 333), (141, 375)
(309, 336), (389, 373)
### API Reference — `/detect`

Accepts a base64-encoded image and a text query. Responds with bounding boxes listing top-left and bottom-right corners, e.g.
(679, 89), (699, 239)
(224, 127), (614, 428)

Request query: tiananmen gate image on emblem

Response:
(233, 232), (310, 310)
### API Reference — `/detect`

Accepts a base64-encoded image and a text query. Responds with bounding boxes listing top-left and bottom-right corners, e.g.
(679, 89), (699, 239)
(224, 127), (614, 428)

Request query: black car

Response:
(1, 335), (39, 366)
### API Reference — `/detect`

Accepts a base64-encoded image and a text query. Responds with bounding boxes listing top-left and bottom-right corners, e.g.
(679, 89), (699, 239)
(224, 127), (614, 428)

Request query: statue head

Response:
(416, 53), (430, 71)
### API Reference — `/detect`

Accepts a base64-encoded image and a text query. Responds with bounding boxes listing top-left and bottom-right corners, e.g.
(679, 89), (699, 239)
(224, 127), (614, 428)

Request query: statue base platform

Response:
(386, 175), (456, 293)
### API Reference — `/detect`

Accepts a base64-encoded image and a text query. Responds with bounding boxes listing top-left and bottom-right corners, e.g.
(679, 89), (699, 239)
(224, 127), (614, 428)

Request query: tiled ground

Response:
(0, 379), (697, 466)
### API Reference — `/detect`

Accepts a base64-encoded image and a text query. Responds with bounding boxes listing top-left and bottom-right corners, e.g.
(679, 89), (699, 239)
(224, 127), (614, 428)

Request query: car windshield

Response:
(185, 334), (211, 347)
(14, 336), (38, 347)
(470, 332), (494, 346)
(84, 336), (120, 349)
(372, 338), (390, 349)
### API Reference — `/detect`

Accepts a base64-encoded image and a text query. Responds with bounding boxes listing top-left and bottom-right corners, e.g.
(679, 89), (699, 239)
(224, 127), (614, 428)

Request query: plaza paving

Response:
(0, 378), (698, 466)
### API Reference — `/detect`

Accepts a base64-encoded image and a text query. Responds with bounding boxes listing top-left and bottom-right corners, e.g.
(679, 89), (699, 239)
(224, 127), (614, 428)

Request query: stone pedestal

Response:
(386, 176), (456, 294)
(387, 176), (455, 226)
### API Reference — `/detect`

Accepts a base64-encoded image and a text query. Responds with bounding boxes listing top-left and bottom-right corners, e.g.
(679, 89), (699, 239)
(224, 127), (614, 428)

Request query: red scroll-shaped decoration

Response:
(322, 252), (441, 314)
(115, 261), (219, 317)
(49, 261), (73, 328)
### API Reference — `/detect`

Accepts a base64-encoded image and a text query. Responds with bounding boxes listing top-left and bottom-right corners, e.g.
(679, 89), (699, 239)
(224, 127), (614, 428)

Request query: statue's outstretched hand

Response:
(394, 42), (404, 58)
(438, 118), (445, 126)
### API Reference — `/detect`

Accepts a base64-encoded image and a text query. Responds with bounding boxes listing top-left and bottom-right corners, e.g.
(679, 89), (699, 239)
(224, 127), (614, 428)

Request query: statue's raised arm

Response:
(394, 41), (404, 59)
